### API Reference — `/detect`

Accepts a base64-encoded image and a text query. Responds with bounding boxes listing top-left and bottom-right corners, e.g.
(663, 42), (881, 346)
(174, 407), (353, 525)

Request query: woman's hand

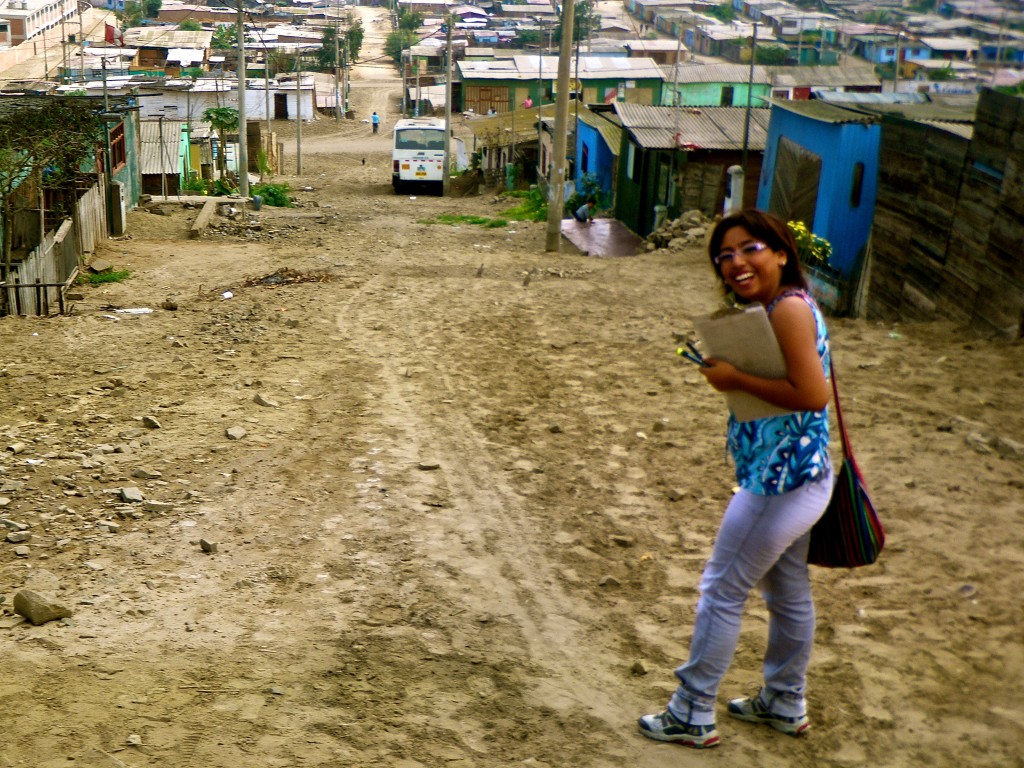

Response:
(699, 358), (740, 391)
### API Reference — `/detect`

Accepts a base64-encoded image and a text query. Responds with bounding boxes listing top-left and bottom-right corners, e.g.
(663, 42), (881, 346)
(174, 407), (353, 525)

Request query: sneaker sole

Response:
(728, 711), (810, 736)
(637, 722), (721, 748)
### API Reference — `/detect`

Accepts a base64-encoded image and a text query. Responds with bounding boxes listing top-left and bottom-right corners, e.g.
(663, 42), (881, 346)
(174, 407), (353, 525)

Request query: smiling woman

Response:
(639, 207), (833, 749)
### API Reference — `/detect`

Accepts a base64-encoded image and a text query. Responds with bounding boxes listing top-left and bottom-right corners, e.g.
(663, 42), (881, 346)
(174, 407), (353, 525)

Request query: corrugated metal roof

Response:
(614, 104), (770, 150)
(140, 120), (184, 175)
(459, 55), (665, 81)
(123, 29), (214, 49)
(923, 120), (973, 140)
(466, 102), (558, 143)
(575, 106), (623, 156)
(662, 63), (771, 85)
(768, 64), (881, 88)
(765, 98), (879, 124)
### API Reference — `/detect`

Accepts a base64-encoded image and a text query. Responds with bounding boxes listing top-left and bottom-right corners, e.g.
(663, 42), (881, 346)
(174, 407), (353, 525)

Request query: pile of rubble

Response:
(643, 209), (713, 252)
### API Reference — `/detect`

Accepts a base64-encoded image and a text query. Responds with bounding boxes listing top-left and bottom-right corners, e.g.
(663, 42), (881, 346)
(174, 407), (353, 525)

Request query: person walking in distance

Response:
(371, 112), (380, 134)
(638, 209), (833, 749)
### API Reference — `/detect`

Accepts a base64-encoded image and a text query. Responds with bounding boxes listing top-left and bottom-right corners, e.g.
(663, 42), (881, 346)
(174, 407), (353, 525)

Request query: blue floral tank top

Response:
(726, 289), (831, 495)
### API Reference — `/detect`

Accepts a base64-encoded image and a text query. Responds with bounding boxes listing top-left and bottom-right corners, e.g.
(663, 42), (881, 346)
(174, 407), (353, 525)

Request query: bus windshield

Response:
(395, 129), (446, 151)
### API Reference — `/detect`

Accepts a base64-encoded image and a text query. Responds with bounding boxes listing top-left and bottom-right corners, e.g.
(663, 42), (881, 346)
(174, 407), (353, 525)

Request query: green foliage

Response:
(203, 107), (239, 179)
(181, 175), (207, 193)
(788, 221), (832, 269)
(345, 15), (364, 61)
(143, 0), (161, 18)
(705, 2), (736, 22)
(117, 1), (144, 29)
(211, 24), (235, 50)
(211, 177), (237, 196)
(517, 30), (541, 45)
(555, 0), (598, 44)
(420, 214), (508, 228)
(755, 45), (788, 65)
(80, 269), (132, 285)
(398, 10), (424, 32)
(386, 30), (419, 62)
(178, 19), (202, 31)
(499, 188), (547, 222)
(564, 173), (604, 217)
(203, 106), (238, 132)
(252, 182), (293, 207)
(0, 99), (106, 271)
(182, 67), (204, 78)
(927, 66), (956, 82)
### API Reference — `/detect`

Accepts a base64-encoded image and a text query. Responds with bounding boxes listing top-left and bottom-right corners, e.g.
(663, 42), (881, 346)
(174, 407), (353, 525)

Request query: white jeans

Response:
(667, 471), (833, 725)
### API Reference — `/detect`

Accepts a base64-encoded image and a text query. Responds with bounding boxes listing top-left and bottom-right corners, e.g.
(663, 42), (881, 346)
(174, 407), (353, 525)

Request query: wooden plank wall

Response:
(867, 89), (1024, 337)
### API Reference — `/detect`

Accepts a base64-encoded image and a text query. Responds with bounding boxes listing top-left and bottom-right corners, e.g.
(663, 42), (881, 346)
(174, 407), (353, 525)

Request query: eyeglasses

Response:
(713, 241), (770, 266)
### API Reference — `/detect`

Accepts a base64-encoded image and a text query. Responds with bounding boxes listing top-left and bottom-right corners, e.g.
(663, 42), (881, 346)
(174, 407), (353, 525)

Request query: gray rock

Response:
(225, 426), (247, 440)
(6, 531), (31, 543)
(598, 575), (621, 587)
(200, 539), (218, 553)
(142, 416), (162, 429)
(417, 461), (441, 471)
(253, 393), (279, 407)
(132, 468), (163, 479)
(13, 590), (73, 625)
(120, 487), (145, 502)
(143, 501), (174, 513)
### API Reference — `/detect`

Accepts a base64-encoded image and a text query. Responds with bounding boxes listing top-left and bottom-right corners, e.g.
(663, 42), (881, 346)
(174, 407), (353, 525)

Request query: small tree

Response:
(386, 30), (418, 63)
(117, 1), (144, 29)
(0, 99), (103, 289)
(211, 24), (236, 50)
(555, 0), (598, 43)
(755, 45), (788, 65)
(178, 19), (202, 31)
(705, 2), (736, 23)
(203, 106), (239, 179)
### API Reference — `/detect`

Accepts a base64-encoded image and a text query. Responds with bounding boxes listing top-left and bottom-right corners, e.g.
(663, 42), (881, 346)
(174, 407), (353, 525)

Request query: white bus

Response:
(392, 117), (447, 196)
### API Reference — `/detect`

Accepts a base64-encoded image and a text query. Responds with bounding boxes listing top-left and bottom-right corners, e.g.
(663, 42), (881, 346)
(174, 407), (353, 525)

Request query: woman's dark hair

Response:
(707, 209), (808, 295)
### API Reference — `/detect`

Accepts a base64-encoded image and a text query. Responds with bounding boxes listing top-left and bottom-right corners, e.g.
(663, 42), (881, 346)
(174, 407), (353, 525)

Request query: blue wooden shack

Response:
(573, 104), (622, 205)
(756, 99), (880, 310)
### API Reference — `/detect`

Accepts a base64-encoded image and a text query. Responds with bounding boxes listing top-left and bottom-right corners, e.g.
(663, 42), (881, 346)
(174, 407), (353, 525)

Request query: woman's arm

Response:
(700, 297), (830, 412)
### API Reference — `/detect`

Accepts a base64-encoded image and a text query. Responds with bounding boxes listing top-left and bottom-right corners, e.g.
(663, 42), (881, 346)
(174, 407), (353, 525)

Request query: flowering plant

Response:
(787, 220), (832, 270)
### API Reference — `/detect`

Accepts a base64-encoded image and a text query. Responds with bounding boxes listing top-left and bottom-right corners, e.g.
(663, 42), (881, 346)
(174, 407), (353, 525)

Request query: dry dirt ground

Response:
(3, 10), (1024, 768)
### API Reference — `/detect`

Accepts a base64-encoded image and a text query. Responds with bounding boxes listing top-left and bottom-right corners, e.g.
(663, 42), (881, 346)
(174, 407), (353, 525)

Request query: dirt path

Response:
(1, 11), (1023, 768)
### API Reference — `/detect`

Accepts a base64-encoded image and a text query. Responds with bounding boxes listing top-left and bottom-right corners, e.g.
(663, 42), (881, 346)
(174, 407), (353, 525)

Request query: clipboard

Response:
(692, 305), (793, 422)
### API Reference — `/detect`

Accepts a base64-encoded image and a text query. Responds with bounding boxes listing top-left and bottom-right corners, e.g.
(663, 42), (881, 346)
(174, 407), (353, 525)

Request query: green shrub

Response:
(500, 188), (546, 221)
(79, 269), (131, 285)
(252, 182), (293, 207)
(181, 176), (208, 193)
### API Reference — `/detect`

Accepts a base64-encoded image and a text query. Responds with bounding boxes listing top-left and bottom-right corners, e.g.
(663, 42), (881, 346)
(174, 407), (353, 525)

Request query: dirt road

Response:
(1, 8), (1023, 768)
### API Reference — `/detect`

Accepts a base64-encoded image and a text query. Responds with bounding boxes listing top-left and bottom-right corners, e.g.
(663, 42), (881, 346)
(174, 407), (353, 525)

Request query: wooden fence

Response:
(1, 183), (107, 317)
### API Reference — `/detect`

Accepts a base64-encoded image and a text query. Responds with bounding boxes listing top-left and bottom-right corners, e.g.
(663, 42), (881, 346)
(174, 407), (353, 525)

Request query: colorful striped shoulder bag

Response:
(808, 360), (885, 568)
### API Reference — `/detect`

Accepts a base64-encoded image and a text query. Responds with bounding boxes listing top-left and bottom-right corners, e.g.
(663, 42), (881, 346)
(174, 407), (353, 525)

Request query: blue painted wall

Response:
(757, 107), (880, 280)
(574, 119), (616, 202)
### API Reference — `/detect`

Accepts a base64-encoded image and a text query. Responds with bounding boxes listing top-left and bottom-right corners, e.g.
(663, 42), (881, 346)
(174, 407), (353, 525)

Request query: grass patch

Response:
(79, 269), (131, 285)
(420, 214), (509, 228)
(498, 189), (547, 222)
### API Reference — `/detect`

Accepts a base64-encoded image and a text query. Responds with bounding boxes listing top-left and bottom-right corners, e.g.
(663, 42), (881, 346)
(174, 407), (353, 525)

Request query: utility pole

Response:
(236, 0), (249, 196)
(893, 30), (903, 93)
(334, 8), (341, 123)
(741, 21), (757, 183)
(543, 0), (575, 252)
(295, 52), (303, 174)
(443, 15), (453, 195)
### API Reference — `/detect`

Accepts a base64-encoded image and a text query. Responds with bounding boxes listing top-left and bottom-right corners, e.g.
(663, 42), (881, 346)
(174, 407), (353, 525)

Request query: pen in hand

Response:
(676, 343), (710, 367)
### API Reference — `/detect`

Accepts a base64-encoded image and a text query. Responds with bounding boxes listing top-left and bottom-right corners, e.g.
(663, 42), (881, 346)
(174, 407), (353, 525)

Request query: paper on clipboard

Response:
(692, 305), (793, 422)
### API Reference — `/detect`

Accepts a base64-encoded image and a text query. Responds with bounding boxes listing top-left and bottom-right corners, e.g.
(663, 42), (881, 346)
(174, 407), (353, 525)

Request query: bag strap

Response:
(829, 357), (852, 459)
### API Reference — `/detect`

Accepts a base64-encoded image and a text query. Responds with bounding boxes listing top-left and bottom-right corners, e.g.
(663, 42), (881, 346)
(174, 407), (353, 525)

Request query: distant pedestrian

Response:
(371, 112), (380, 134)
(522, 96), (533, 110)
